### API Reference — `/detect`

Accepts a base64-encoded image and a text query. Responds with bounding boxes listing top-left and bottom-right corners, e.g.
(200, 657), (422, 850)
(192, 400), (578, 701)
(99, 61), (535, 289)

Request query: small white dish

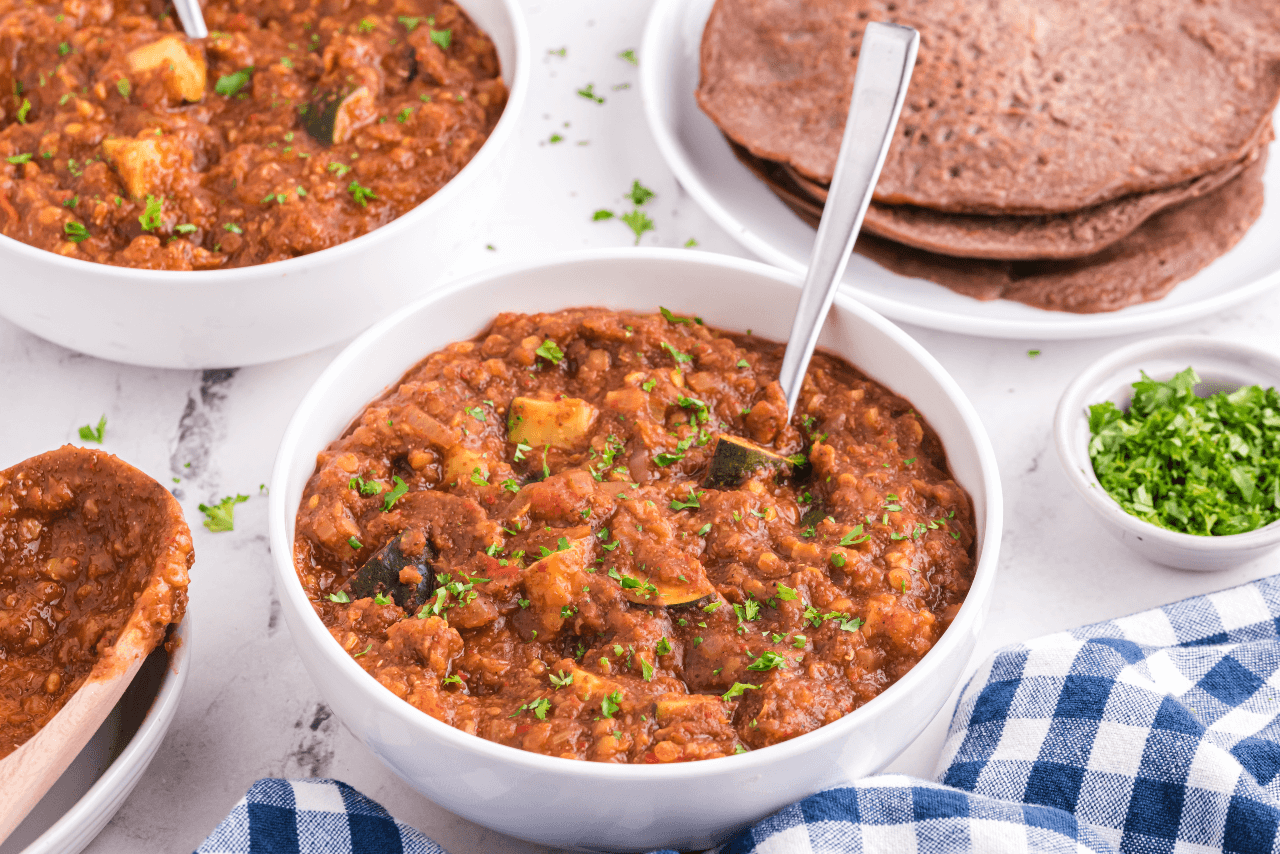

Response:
(2, 618), (190, 854)
(0, 0), (529, 370)
(269, 248), (1002, 852)
(1054, 336), (1280, 571)
(638, 0), (1280, 341)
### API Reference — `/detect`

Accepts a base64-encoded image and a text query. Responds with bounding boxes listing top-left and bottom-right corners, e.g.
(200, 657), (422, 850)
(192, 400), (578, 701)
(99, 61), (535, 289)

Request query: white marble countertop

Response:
(4, 1), (1280, 851)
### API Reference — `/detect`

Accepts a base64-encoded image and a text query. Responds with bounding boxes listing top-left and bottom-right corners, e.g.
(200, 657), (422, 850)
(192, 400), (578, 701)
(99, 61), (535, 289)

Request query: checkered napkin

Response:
(197, 574), (1280, 854)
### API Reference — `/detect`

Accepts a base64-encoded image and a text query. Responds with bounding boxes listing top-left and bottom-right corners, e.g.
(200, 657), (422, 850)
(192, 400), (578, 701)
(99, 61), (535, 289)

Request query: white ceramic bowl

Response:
(3, 618), (190, 854)
(1054, 336), (1280, 571)
(269, 249), (1002, 852)
(0, 0), (528, 370)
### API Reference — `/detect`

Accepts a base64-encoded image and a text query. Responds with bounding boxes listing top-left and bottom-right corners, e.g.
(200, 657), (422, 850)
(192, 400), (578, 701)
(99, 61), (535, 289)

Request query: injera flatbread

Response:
(756, 139), (1266, 260)
(698, 0), (1280, 214)
(857, 152), (1268, 313)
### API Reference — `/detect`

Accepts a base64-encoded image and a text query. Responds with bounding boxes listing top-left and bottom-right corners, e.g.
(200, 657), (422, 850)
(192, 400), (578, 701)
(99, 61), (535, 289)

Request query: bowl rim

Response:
(19, 616), (191, 854)
(268, 247), (1003, 780)
(0, 0), (530, 284)
(1053, 334), (1280, 550)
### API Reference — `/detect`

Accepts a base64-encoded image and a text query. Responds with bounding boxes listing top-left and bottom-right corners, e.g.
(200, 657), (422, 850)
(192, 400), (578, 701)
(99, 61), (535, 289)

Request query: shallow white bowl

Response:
(1054, 336), (1280, 571)
(3, 618), (190, 854)
(638, 0), (1280, 340)
(0, 0), (528, 370)
(269, 249), (1002, 852)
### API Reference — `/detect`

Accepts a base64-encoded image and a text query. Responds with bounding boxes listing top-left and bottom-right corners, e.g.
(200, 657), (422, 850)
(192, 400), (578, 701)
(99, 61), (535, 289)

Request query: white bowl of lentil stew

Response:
(268, 249), (1002, 851)
(1055, 336), (1280, 571)
(0, 0), (528, 369)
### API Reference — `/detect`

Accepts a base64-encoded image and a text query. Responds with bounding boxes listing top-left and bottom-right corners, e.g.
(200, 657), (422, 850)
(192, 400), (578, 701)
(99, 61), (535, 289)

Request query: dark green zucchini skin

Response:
(703, 435), (792, 489)
(798, 503), (826, 529)
(299, 88), (349, 145)
(343, 530), (437, 611)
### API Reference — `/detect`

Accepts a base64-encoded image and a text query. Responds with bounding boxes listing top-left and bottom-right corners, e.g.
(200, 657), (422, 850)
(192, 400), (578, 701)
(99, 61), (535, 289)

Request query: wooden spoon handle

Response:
(0, 655), (145, 843)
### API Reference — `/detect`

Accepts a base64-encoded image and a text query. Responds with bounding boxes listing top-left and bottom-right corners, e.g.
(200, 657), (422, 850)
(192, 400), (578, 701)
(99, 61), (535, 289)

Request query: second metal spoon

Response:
(777, 21), (919, 418)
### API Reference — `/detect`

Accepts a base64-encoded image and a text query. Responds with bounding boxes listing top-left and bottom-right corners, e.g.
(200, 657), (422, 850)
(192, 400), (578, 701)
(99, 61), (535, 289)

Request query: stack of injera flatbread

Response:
(696, 0), (1280, 313)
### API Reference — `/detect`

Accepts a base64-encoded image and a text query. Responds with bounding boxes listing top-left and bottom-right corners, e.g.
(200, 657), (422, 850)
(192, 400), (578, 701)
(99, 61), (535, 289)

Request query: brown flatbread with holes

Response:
(855, 152), (1268, 313)
(729, 135), (1268, 260)
(698, 0), (1280, 214)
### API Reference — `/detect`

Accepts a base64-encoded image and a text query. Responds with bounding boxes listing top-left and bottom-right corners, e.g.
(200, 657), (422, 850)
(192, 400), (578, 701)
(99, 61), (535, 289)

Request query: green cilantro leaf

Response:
(626, 180), (654, 206)
(535, 339), (564, 364)
(722, 682), (759, 701)
(328, 590), (351, 604)
(746, 651), (788, 671)
(215, 67), (253, 97)
(382, 475), (409, 511)
(78, 415), (106, 443)
(198, 494), (249, 533)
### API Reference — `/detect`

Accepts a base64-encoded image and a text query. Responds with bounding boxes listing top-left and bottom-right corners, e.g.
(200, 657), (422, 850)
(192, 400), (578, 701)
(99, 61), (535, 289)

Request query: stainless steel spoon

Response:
(173, 0), (208, 39)
(777, 22), (919, 418)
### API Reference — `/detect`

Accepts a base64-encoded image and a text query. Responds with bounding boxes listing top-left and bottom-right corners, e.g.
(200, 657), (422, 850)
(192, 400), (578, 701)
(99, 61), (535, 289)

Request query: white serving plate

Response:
(639, 0), (1280, 340)
(270, 248), (1002, 852)
(1, 619), (190, 854)
(0, 0), (529, 369)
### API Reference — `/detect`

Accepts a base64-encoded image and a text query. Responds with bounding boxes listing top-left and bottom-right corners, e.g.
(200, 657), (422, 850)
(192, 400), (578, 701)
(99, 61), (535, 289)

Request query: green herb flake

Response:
(601, 690), (622, 718)
(382, 475), (409, 511)
(722, 682), (759, 701)
(198, 494), (248, 533)
(215, 67), (253, 96)
(627, 180), (655, 206)
(78, 415), (106, 443)
(746, 651), (788, 671)
(535, 339), (564, 364)
(328, 590), (351, 604)
(398, 15), (421, 31)
(620, 209), (654, 244)
(138, 195), (163, 231)
(64, 221), (89, 243)
(348, 180), (377, 207)
(429, 28), (452, 50)
(577, 83), (604, 104)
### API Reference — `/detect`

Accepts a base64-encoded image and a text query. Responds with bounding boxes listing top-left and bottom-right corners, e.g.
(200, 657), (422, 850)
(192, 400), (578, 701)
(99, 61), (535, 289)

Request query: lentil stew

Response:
(0, 0), (506, 269)
(0, 446), (193, 759)
(293, 309), (976, 763)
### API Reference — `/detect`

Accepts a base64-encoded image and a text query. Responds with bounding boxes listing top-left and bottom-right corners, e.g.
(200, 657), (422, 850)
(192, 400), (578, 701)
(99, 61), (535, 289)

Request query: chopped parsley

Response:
(429, 28), (452, 49)
(626, 180), (655, 206)
(347, 536), (363, 549)
(619, 49), (637, 65)
(1089, 367), (1280, 536)
(215, 67), (253, 97)
(198, 494), (248, 533)
(78, 415), (106, 443)
(116, 79), (131, 99)
(722, 682), (759, 701)
(138, 195), (163, 231)
(348, 180), (377, 206)
(328, 590), (351, 604)
(223, 222), (243, 234)
(746, 651), (788, 671)
(601, 690), (622, 718)
(6, 153), (32, 164)
(535, 338), (565, 364)
(64, 221), (89, 243)
(838, 524), (869, 546)
(620, 209), (654, 244)
(661, 341), (692, 364)
(577, 83), (604, 104)
(382, 475), (409, 511)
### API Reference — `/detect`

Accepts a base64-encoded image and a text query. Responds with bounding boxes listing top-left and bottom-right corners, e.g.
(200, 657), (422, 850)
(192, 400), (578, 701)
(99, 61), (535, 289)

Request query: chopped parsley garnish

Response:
(116, 79), (131, 99)
(328, 590), (351, 604)
(398, 15), (421, 30)
(669, 486), (703, 511)
(601, 690), (622, 718)
(442, 674), (462, 685)
(198, 494), (248, 532)
(373, 592), (392, 605)
(348, 180), (377, 206)
(776, 584), (799, 601)
(64, 221), (89, 243)
(328, 161), (352, 177)
(747, 651), (788, 671)
(619, 49), (637, 65)
(353, 642), (373, 657)
(661, 341), (692, 364)
(577, 83), (604, 104)
(1089, 367), (1280, 536)
(429, 27), (452, 49)
(138, 195), (163, 231)
(620, 209), (654, 244)
(838, 525), (868, 546)
(641, 656), (654, 681)
(7, 153), (32, 164)
(626, 180), (655, 206)
(736, 358), (749, 369)
(549, 670), (573, 688)
(659, 306), (693, 326)
(215, 67), (253, 97)
(656, 637), (672, 655)
(733, 599), (760, 623)
(357, 17), (375, 32)
(722, 682), (759, 701)
(534, 338), (564, 364)
(347, 536), (363, 549)
(382, 475), (409, 511)
(15, 98), (30, 123)
(78, 415), (106, 443)
(469, 467), (489, 486)
(174, 223), (198, 234)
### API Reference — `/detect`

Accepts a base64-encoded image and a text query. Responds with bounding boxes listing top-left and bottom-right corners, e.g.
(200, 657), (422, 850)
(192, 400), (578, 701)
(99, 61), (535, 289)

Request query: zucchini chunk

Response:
(703, 434), (794, 489)
(654, 693), (725, 723)
(301, 86), (376, 145)
(508, 396), (598, 450)
(342, 529), (437, 611)
(102, 135), (175, 200)
(443, 446), (490, 485)
(127, 35), (206, 102)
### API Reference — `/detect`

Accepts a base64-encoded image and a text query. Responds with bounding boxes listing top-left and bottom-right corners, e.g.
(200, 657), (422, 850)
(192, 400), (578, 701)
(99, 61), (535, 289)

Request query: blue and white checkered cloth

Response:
(197, 574), (1280, 854)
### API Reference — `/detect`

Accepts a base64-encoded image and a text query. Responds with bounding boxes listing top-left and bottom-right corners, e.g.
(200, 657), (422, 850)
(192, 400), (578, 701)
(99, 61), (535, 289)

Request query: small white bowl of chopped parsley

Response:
(1055, 336), (1280, 571)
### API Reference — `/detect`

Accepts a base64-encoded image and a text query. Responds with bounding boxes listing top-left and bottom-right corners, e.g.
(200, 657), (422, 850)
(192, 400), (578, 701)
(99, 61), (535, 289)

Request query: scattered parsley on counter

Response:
(619, 49), (637, 65)
(199, 494), (248, 532)
(577, 83), (604, 104)
(747, 651), (788, 671)
(78, 415), (106, 443)
(620, 210), (653, 245)
(116, 79), (131, 99)
(398, 15), (421, 31)
(1089, 367), (1280, 536)
(600, 690), (622, 718)
(684, 237), (698, 248)
(223, 222), (243, 234)
(1028, 349), (1041, 358)
(15, 98), (30, 123)
(626, 180), (655, 206)
(347, 536), (363, 549)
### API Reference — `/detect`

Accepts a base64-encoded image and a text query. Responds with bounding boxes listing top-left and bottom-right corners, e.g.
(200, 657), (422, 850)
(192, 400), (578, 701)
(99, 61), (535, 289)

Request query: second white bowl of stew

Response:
(269, 248), (1003, 851)
(0, 0), (528, 368)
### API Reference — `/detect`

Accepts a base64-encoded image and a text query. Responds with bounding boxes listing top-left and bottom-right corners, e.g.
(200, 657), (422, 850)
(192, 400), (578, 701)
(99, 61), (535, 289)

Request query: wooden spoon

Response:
(0, 447), (193, 844)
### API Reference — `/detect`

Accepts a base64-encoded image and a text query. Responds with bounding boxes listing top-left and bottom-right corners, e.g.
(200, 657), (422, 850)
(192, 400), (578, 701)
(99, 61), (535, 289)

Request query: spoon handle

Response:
(173, 0), (208, 39)
(777, 22), (919, 418)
